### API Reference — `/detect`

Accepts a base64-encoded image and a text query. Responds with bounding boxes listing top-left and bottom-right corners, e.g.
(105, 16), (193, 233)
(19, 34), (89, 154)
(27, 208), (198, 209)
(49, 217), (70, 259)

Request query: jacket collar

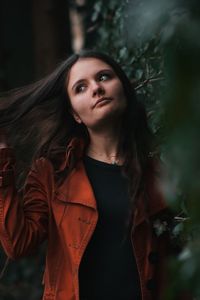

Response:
(56, 137), (85, 173)
(55, 137), (168, 222)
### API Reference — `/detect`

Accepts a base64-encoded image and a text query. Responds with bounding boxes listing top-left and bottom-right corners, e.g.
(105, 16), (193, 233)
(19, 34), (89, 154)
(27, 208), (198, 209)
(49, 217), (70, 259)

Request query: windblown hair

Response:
(0, 49), (157, 218)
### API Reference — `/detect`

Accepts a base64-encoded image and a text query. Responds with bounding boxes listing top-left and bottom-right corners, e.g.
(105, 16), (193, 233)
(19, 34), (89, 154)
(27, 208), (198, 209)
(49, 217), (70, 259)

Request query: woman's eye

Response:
(99, 73), (110, 81)
(75, 84), (86, 93)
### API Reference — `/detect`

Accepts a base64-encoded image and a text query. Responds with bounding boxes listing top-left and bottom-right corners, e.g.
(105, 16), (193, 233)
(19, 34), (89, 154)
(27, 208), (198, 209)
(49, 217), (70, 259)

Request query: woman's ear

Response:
(70, 109), (82, 124)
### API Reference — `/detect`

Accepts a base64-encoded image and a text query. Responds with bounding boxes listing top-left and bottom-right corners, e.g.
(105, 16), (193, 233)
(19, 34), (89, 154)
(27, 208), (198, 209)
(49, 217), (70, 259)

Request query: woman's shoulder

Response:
(146, 155), (166, 175)
(144, 156), (169, 216)
(34, 145), (68, 171)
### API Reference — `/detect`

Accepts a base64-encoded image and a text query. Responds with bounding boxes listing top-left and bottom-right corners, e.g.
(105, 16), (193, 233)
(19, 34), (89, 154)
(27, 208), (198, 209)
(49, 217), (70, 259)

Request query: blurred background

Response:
(0, 0), (200, 299)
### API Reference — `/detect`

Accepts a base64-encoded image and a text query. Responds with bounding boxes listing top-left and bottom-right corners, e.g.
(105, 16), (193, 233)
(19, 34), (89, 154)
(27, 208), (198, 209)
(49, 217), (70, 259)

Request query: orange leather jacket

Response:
(0, 138), (183, 300)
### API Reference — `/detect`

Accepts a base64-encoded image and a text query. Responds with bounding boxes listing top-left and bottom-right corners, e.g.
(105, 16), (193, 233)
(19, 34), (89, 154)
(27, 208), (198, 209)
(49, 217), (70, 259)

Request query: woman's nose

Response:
(92, 81), (105, 97)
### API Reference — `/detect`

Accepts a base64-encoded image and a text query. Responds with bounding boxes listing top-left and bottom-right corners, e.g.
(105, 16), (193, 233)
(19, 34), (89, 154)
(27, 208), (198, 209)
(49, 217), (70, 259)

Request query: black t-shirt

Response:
(79, 156), (141, 300)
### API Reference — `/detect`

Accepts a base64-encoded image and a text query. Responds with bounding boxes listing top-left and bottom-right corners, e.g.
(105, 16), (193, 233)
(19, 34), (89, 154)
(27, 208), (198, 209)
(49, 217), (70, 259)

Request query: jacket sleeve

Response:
(0, 148), (49, 259)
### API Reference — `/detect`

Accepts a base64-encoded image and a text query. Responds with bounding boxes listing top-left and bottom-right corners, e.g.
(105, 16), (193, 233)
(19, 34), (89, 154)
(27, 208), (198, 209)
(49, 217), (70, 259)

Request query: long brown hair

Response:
(0, 49), (156, 214)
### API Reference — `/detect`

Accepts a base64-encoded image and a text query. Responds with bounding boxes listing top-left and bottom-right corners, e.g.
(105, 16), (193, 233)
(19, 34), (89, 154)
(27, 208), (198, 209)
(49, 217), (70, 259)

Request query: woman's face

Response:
(66, 57), (127, 131)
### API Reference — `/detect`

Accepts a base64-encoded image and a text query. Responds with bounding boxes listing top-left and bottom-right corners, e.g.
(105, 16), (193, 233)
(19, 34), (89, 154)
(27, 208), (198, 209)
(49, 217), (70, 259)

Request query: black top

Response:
(79, 156), (141, 300)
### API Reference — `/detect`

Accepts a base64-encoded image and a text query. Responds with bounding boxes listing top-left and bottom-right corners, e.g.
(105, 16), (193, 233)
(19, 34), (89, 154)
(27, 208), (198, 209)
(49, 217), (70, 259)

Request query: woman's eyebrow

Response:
(71, 68), (113, 91)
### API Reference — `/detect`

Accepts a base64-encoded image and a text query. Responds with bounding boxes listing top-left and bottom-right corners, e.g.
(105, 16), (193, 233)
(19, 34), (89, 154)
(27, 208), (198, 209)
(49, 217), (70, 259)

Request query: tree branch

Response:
(134, 75), (165, 91)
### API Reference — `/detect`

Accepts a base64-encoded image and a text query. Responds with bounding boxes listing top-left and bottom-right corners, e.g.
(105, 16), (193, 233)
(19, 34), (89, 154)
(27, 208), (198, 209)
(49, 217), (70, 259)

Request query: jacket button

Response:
(146, 278), (156, 290)
(148, 251), (159, 264)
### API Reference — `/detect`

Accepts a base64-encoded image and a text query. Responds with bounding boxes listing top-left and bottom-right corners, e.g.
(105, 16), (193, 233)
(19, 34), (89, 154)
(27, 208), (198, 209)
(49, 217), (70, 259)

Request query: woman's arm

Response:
(0, 132), (49, 259)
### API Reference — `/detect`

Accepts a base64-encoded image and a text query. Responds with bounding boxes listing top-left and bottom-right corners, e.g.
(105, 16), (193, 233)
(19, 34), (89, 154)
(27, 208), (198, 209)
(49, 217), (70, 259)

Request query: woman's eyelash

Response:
(98, 73), (111, 81)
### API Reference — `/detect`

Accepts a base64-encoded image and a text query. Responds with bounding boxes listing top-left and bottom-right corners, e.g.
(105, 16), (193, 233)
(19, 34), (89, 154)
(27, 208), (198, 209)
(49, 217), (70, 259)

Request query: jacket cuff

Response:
(0, 148), (15, 167)
(0, 169), (14, 187)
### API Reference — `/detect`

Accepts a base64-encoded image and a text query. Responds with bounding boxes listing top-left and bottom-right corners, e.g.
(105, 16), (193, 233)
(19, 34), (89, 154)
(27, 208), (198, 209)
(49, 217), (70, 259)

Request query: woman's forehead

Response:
(71, 57), (112, 73)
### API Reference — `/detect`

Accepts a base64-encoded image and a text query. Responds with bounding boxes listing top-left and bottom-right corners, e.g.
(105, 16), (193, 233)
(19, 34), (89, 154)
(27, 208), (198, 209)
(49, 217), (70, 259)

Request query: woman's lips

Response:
(93, 97), (113, 108)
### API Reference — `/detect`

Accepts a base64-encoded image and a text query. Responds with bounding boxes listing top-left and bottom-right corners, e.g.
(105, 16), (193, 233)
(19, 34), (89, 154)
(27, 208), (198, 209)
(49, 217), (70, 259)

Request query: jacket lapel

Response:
(55, 160), (97, 210)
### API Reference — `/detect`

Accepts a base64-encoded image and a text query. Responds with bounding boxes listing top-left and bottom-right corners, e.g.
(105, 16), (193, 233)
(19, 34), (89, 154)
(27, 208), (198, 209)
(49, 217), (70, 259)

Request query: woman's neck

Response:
(86, 126), (123, 165)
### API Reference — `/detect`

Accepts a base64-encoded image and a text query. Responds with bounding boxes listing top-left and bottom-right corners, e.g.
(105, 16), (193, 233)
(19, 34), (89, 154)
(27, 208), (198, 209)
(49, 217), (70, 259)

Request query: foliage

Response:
(0, 246), (45, 300)
(86, 0), (166, 143)
(85, 0), (200, 298)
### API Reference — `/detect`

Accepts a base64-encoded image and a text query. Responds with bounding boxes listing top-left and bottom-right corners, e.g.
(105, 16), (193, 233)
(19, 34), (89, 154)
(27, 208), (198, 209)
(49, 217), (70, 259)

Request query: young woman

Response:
(0, 50), (175, 300)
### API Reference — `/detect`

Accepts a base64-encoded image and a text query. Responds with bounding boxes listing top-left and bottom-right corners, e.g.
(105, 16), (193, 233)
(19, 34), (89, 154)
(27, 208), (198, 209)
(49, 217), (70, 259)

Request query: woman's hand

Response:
(0, 128), (9, 148)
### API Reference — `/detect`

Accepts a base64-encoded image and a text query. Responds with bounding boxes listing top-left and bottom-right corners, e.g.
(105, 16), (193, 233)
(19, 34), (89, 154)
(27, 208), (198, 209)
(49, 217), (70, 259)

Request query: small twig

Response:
(86, 23), (100, 33)
(135, 76), (165, 91)
(174, 216), (190, 222)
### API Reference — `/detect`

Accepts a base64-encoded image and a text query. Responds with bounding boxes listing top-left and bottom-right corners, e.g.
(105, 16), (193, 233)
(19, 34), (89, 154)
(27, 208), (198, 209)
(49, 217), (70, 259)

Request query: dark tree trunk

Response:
(0, 0), (72, 90)
(0, 0), (34, 90)
(32, 0), (73, 78)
